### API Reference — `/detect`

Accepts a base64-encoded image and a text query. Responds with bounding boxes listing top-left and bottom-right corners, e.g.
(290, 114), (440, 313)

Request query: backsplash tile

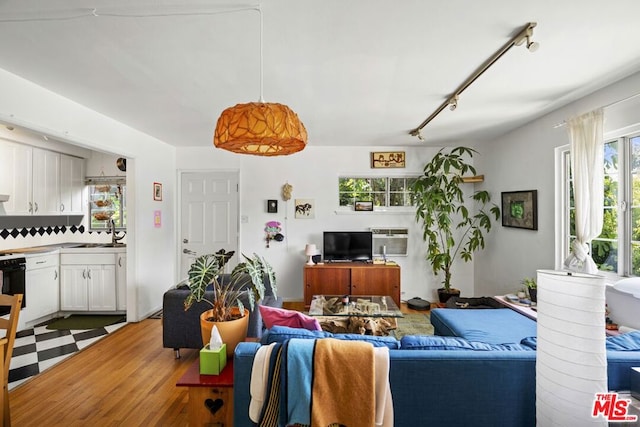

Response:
(0, 225), (93, 240)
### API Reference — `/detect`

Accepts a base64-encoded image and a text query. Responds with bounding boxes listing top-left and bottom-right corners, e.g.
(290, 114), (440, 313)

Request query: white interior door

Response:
(179, 171), (239, 279)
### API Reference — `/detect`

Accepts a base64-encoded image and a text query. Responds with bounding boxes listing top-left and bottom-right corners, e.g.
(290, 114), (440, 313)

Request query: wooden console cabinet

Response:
(303, 263), (401, 307)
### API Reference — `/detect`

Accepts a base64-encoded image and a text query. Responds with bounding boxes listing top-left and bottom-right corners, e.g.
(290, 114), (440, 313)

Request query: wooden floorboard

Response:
(8, 301), (427, 425)
(9, 318), (197, 426)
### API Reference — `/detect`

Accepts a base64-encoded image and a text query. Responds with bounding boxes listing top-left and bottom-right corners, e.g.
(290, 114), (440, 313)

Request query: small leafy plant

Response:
(183, 249), (276, 322)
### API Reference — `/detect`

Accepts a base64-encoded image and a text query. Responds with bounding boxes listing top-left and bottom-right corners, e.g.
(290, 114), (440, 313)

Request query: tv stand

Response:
(303, 263), (400, 307)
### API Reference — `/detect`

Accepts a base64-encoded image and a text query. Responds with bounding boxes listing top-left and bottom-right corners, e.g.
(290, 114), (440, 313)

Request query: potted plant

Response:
(412, 147), (500, 303)
(522, 277), (537, 303)
(182, 249), (276, 356)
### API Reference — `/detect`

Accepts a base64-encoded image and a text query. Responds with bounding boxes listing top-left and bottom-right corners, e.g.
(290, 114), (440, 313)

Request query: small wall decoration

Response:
(501, 190), (538, 230)
(371, 151), (406, 168)
(295, 199), (315, 219)
(267, 199), (278, 213)
(153, 182), (162, 201)
(154, 210), (162, 228)
(264, 221), (284, 248)
(354, 200), (373, 211)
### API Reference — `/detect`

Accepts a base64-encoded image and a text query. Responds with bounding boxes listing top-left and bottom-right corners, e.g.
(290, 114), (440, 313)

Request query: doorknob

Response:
(183, 239), (189, 243)
(183, 249), (197, 255)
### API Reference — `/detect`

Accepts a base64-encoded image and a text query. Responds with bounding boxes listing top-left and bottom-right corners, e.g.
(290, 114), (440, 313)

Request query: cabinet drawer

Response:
(26, 254), (59, 270)
(61, 253), (115, 265)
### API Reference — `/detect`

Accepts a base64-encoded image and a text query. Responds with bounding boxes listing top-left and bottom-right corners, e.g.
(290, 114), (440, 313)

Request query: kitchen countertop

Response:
(0, 243), (126, 257)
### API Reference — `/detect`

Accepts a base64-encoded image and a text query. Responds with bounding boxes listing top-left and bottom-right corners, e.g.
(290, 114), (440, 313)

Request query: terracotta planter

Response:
(200, 307), (249, 357)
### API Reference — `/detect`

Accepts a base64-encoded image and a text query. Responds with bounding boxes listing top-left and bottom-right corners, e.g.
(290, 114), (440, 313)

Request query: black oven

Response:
(0, 256), (26, 315)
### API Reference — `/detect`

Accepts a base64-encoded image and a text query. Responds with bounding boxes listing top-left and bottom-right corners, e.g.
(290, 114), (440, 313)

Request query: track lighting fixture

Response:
(410, 22), (538, 141)
(449, 94), (459, 111)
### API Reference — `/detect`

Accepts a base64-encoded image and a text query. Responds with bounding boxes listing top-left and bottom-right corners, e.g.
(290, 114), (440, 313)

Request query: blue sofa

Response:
(232, 309), (640, 427)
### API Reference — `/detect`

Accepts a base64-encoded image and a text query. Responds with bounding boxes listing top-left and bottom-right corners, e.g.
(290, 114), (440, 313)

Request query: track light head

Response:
(526, 37), (540, 52)
(449, 95), (459, 111)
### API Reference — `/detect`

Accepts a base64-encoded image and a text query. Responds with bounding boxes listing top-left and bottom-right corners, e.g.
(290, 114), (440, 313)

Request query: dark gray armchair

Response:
(162, 273), (282, 358)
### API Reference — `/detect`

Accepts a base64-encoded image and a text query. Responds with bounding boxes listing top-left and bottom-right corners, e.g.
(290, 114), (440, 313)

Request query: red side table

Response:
(176, 359), (234, 426)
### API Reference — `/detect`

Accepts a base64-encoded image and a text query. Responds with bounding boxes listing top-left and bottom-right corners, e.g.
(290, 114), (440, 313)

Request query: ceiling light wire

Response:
(410, 22), (538, 141)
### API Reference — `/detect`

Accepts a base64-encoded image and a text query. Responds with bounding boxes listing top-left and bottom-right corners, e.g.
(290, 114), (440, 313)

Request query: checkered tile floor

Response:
(8, 321), (127, 390)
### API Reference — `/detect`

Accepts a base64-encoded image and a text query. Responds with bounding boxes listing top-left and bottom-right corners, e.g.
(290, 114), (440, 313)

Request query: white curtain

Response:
(536, 270), (607, 426)
(563, 109), (604, 274)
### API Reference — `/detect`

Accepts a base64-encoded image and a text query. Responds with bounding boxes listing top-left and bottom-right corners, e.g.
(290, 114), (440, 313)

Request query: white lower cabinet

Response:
(60, 253), (117, 311)
(25, 253), (60, 324)
(116, 250), (126, 311)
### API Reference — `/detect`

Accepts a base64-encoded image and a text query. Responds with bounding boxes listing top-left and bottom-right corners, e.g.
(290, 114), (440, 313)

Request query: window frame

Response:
(337, 175), (418, 212)
(558, 131), (640, 279)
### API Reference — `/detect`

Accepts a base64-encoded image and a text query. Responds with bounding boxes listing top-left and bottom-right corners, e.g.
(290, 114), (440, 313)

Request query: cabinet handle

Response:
(60, 203), (65, 212)
(87, 269), (92, 279)
(34, 202), (39, 213)
(82, 269), (86, 279)
(29, 202), (33, 213)
(54, 270), (58, 280)
(118, 257), (123, 267)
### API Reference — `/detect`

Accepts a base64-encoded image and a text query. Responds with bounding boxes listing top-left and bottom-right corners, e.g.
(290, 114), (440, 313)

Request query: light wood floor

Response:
(9, 301), (425, 426)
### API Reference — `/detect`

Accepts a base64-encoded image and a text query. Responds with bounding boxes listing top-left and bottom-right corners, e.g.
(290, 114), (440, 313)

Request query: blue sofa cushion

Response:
(401, 335), (533, 351)
(261, 325), (400, 349)
(520, 336), (537, 349)
(430, 308), (537, 344)
(606, 331), (640, 351)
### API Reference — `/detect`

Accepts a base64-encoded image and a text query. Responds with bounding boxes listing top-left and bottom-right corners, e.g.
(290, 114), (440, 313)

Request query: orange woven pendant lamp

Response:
(213, 7), (307, 156)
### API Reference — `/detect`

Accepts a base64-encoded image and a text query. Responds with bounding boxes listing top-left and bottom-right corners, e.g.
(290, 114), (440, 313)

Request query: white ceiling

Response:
(1, 0), (640, 148)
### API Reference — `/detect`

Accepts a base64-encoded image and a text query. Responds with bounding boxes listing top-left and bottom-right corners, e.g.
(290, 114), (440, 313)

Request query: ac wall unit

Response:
(371, 227), (408, 256)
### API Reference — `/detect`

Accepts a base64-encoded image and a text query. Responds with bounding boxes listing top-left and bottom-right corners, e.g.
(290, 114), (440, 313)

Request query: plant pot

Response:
(437, 287), (461, 304)
(528, 288), (537, 303)
(200, 307), (249, 357)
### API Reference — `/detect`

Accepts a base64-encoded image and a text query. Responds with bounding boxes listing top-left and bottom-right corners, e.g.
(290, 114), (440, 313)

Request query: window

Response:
(561, 133), (640, 276)
(338, 177), (417, 209)
(88, 183), (126, 231)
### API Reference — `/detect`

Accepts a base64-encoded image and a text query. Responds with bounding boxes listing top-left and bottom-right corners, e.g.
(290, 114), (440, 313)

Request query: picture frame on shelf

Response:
(501, 190), (537, 230)
(354, 200), (373, 211)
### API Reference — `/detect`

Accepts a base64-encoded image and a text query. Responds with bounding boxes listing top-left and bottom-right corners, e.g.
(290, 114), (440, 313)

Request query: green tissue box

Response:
(199, 343), (227, 375)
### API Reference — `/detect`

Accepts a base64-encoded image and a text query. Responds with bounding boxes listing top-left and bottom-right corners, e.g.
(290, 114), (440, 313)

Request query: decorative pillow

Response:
(259, 305), (322, 331)
(401, 335), (534, 351)
(605, 331), (640, 351)
(261, 325), (400, 349)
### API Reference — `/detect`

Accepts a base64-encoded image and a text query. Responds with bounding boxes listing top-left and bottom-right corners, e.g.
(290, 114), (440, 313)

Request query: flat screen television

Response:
(323, 231), (373, 262)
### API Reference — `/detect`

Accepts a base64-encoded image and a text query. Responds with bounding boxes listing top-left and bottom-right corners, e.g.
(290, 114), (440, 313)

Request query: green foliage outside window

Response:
(338, 177), (416, 208)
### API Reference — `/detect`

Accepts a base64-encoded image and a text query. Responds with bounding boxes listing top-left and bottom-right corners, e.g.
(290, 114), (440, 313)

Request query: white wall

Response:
(0, 68), (177, 321)
(177, 145), (480, 302)
(476, 70), (640, 328)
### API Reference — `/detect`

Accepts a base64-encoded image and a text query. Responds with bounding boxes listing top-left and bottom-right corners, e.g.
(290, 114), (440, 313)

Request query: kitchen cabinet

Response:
(60, 154), (85, 214)
(0, 141), (85, 215)
(32, 148), (60, 215)
(60, 253), (117, 311)
(0, 141), (32, 215)
(116, 249), (127, 310)
(24, 253), (60, 326)
(303, 264), (401, 307)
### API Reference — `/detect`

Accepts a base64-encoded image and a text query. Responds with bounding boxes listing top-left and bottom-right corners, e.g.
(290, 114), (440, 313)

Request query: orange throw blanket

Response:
(311, 338), (375, 427)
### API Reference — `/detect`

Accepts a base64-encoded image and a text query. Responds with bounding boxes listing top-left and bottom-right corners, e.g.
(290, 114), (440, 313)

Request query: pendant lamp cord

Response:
(257, 5), (264, 103)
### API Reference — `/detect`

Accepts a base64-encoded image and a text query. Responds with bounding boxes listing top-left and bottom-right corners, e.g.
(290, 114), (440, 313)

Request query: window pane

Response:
(389, 178), (405, 191)
(372, 178), (386, 192)
(90, 184), (126, 231)
(389, 193), (404, 206)
(373, 193), (385, 206)
(632, 242), (640, 276)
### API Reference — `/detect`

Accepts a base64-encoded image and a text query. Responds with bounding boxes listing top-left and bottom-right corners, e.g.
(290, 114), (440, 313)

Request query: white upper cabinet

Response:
(0, 141), (85, 216)
(0, 141), (33, 214)
(60, 154), (85, 215)
(32, 147), (60, 215)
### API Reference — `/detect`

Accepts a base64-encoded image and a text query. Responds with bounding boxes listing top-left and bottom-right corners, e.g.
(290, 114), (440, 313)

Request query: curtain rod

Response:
(553, 92), (640, 129)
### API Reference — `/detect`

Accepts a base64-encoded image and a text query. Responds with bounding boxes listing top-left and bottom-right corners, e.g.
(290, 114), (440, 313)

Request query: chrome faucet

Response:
(109, 219), (126, 245)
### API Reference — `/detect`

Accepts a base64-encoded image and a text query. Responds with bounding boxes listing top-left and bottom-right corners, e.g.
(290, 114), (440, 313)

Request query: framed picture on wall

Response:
(153, 182), (162, 201)
(267, 199), (278, 213)
(501, 190), (537, 230)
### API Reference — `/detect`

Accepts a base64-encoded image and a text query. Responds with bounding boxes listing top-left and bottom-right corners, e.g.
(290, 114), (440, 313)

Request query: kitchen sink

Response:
(70, 243), (126, 248)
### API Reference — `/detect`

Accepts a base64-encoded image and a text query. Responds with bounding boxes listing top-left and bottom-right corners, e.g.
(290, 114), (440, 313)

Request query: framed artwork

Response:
(267, 199), (278, 213)
(295, 199), (315, 219)
(371, 151), (406, 168)
(153, 182), (162, 201)
(501, 190), (537, 230)
(354, 200), (373, 211)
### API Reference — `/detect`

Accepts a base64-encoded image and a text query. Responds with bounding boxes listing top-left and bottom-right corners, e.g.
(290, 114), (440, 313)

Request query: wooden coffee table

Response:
(176, 358), (234, 426)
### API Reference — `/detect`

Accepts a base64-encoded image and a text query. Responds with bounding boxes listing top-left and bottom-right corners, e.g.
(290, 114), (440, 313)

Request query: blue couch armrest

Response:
(234, 342), (261, 427)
